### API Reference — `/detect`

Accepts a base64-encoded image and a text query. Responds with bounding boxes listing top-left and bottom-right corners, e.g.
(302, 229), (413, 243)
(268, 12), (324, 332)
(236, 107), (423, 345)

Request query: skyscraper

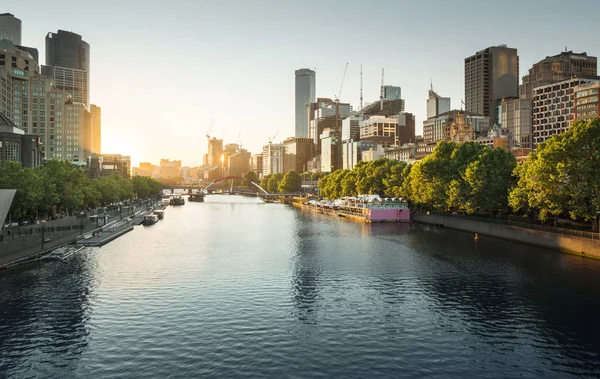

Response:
(295, 68), (316, 138)
(426, 86), (451, 119)
(42, 30), (90, 106)
(464, 45), (519, 127)
(0, 13), (21, 45)
(381, 85), (402, 100)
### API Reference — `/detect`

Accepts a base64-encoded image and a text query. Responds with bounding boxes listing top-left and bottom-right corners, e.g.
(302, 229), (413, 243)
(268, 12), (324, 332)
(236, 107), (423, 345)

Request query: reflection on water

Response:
(1, 196), (600, 378)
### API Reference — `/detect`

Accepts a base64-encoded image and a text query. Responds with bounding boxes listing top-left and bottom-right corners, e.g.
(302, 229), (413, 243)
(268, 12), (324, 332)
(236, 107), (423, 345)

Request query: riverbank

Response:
(413, 213), (600, 259)
(0, 202), (164, 269)
(292, 199), (411, 223)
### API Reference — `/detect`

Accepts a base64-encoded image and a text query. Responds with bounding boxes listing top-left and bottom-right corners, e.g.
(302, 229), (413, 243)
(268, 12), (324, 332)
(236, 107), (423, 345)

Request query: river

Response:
(1, 195), (599, 378)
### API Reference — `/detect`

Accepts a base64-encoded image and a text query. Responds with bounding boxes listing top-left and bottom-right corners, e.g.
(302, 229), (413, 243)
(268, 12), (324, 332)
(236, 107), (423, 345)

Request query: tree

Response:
(278, 170), (302, 193)
(244, 171), (259, 186)
(267, 173), (283, 193)
(510, 118), (600, 229)
(260, 174), (271, 190)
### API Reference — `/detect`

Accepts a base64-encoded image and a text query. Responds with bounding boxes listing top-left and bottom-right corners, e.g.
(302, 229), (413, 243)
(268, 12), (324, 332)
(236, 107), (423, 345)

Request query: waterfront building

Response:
(283, 137), (313, 173)
(42, 30), (90, 106)
(89, 104), (101, 155)
(87, 154), (130, 179)
(520, 51), (597, 100)
(262, 143), (285, 175)
(62, 100), (88, 162)
(427, 86), (451, 120)
(396, 112), (416, 145)
(0, 113), (43, 168)
(499, 98), (532, 149)
(320, 128), (339, 173)
(384, 143), (416, 163)
(0, 13), (21, 45)
(228, 149), (251, 177)
(160, 159), (182, 179)
(295, 68), (316, 138)
(136, 162), (156, 177)
(574, 80), (600, 121)
(250, 153), (263, 177)
(465, 45), (519, 126)
(532, 78), (596, 147)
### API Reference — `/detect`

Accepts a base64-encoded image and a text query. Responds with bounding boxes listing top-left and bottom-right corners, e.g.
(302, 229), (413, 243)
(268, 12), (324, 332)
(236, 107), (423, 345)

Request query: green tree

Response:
(278, 170), (302, 193)
(267, 173), (283, 193)
(510, 118), (600, 229)
(260, 174), (271, 190)
(244, 171), (259, 186)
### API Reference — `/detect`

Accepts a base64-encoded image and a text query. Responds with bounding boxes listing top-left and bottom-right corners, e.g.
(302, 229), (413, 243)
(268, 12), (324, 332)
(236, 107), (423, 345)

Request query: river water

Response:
(1, 196), (600, 378)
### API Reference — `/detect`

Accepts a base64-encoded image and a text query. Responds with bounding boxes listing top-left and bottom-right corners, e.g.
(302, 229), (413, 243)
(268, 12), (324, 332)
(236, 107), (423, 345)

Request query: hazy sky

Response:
(5, 0), (600, 167)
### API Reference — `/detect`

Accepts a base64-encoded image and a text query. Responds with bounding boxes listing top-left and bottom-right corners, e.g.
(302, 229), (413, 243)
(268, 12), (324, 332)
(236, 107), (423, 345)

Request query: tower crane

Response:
(380, 68), (385, 111)
(335, 62), (349, 102)
(268, 131), (279, 144)
(360, 64), (363, 111)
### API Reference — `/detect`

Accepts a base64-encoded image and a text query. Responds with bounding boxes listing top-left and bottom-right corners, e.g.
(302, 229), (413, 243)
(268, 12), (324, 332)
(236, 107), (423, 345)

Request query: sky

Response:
(5, 0), (600, 167)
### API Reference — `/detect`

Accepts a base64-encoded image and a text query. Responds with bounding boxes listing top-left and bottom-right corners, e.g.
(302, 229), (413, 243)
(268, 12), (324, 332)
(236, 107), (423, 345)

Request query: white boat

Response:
(142, 214), (159, 226)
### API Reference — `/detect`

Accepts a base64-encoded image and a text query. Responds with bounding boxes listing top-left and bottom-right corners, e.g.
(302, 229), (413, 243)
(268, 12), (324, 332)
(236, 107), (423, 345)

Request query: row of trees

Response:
(258, 170), (302, 193)
(0, 160), (163, 221)
(318, 118), (600, 228)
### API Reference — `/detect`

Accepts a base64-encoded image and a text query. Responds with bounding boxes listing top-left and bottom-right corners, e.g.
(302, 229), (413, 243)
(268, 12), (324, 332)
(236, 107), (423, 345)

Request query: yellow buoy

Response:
(474, 233), (479, 241)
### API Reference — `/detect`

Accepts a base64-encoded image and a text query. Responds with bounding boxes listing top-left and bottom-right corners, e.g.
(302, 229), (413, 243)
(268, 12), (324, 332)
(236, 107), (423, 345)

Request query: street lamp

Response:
(79, 211), (85, 233)
(41, 224), (46, 250)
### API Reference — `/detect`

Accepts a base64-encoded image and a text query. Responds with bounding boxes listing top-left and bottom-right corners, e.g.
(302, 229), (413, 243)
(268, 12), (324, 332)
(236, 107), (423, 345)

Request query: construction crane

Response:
(335, 62), (349, 102)
(205, 118), (214, 141)
(268, 131), (279, 144)
(360, 64), (363, 111)
(380, 68), (385, 111)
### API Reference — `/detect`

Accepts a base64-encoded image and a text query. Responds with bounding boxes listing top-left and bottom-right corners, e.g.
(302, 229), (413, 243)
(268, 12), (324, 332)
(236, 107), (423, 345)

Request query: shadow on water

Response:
(0, 252), (98, 377)
(405, 224), (600, 374)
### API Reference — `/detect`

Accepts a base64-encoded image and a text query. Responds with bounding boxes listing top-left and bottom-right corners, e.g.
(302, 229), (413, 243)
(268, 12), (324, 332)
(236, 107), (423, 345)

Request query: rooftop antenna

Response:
(380, 68), (384, 111)
(430, 78), (433, 91)
(360, 64), (363, 110)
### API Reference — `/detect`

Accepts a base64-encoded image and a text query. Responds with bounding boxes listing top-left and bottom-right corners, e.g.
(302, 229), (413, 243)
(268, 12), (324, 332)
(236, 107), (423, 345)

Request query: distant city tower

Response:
(295, 68), (316, 138)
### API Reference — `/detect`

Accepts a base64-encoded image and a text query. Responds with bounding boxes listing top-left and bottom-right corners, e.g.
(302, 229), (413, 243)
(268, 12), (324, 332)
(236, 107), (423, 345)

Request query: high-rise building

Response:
(160, 159), (182, 179)
(465, 45), (519, 126)
(341, 116), (361, 142)
(0, 40), (81, 161)
(207, 137), (223, 167)
(43, 30), (90, 106)
(320, 128), (339, 173)
(0, 13), (21, 45)
(499, 98), (532, 149)
(262, 143), (285, 175)
(521, 51), (597, 100)
(381, 85), (402, 100)
(0, 113), (43, 168)
(295, 68), (316, 138)
(228, 149), (251, 177)
(532, 78), (596, 146)
(574, 80), (600, 121)
(250, 154), (263, 177)
(426, 86), (451, 119)
(90, 105), (101, 154)
(283, 137), (314, 173)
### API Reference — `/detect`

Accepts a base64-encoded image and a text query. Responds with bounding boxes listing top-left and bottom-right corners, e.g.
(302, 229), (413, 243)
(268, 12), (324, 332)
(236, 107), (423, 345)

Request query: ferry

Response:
(153, 210), (165, 220)
(142, 214), (159, 225)
(188, 193), (205, 202)
(305, 195), (410, 223)
(169, 195), (185, 206)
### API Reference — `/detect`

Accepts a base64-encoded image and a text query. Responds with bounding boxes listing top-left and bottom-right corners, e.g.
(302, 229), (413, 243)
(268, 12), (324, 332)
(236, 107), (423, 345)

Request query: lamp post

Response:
(41, 225), (45, 250)
(79, 211), (85, 233)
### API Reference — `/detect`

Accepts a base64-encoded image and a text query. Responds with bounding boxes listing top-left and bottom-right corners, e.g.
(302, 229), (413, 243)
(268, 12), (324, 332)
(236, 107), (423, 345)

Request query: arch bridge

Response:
(200, 176), (269, 196)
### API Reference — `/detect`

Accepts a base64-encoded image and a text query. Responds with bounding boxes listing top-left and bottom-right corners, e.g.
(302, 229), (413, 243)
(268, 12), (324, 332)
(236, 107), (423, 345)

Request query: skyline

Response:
(4, 0), (600, 167)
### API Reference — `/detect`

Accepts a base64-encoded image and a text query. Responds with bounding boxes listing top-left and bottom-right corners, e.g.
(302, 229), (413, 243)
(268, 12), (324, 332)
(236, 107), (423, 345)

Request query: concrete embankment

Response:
(413, 213), (600, 259)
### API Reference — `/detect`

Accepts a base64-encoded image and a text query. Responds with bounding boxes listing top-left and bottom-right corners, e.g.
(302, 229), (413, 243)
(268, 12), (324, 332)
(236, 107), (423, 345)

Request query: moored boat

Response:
(169, 195), (185, 206)
(188, 193), (204, 202)
(153, 210), (164, 220)
(142, 214), (159, 225)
